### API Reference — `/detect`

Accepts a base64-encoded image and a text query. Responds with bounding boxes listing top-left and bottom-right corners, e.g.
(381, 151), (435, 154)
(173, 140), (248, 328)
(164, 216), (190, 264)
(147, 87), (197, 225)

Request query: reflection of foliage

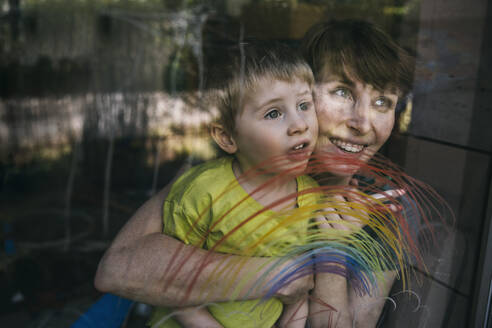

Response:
(0, 56), (91, 97)
(1, 144), (73, 196)
(22, 0), (189, 10)
(164, 46), (199, 93)
(2, 0), (208, 98)
(169, 123), (186, 136)
(241, 0), (420, 43)
(159, 134), (216, 162)
(1, 0), (421, 98)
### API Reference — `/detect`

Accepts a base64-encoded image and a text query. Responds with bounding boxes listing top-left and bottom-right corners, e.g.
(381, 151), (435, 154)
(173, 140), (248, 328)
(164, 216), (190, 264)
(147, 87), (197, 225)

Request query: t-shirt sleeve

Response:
(163, 194), (213, 248)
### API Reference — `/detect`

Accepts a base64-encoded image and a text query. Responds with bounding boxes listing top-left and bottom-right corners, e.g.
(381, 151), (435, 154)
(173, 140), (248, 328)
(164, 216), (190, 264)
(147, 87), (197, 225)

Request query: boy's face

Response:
(233, 77), (318, 174)
(313, 68), (399, 176)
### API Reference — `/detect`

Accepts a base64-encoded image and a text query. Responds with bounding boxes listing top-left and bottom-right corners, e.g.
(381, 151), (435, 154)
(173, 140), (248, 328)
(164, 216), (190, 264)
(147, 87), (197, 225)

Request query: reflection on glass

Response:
(1, 1), (489, 327)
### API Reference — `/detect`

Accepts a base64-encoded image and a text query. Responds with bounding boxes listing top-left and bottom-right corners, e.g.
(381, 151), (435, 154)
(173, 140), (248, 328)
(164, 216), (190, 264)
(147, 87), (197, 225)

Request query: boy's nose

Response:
(287, 114), (309, 136)
(346, 99), (371, 135)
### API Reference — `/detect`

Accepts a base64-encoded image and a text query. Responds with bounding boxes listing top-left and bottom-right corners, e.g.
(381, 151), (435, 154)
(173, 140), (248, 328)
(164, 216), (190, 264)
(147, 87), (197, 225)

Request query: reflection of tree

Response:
(164, 46), (199, 94)
(78, 4), (209, 237)
(8, 0), (21, 41)
(0, 55), (92, 98)
(0, 0), (421, 243)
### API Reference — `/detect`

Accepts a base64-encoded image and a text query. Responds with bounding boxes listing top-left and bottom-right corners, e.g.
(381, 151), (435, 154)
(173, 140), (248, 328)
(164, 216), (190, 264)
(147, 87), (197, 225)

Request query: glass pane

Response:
(1, 0), (490, 327)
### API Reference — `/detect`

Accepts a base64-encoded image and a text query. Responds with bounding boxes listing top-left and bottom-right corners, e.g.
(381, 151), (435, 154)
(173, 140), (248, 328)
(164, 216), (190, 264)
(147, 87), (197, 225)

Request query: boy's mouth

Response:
(291, 141), (311, 152)
(287, 141), (311, 162)
(330, 138), (366, 153)
(293, 143), (307, 150)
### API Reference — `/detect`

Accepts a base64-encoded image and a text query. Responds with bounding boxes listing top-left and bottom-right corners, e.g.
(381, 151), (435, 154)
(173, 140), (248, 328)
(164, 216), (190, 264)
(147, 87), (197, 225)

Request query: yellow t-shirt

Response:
(149, 157), (320, 328)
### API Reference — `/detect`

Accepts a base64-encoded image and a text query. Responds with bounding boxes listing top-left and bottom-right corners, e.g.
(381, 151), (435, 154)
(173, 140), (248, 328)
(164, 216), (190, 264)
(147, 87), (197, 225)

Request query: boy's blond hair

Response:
(207, 42), (314, 136)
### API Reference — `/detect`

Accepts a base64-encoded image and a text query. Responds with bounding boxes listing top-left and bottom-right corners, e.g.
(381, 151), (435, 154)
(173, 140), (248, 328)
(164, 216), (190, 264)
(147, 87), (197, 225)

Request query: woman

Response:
(94, 19), (415, 327)
(301, 19), (413, 327)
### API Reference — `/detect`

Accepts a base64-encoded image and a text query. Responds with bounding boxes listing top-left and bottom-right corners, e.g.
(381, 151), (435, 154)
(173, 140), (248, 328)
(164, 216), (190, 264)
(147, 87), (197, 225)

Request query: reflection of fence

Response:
(0, 91), (215, 153)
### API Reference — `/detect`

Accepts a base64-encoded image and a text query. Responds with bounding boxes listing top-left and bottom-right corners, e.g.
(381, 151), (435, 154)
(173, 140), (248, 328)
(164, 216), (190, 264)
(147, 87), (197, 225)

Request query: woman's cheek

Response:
(314, 97), (329, 122)
(316, 98), (341, 133)
(375, 112), (395, 143)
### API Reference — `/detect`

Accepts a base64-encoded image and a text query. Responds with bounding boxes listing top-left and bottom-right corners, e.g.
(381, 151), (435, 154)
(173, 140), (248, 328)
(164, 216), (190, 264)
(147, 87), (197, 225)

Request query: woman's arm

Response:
(94, 167), (313, 307)
(309, 273), (351, 327)
(309, 271), (395, 328)
(349, 271), (396, 328)
(308, 190), (401, 327)
(278, 297), (309, 328)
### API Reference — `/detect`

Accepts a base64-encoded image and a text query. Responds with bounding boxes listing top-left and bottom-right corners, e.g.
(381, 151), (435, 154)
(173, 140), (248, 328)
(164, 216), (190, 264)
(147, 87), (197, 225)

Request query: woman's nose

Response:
(346, 100), (371, 135)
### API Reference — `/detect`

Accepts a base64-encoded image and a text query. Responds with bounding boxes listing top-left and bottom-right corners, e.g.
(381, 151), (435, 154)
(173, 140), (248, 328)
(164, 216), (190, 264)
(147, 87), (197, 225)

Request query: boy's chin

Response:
(283, 162), (310, 177)
(260, 163), (308, 178)
(246, 157), (310, 178)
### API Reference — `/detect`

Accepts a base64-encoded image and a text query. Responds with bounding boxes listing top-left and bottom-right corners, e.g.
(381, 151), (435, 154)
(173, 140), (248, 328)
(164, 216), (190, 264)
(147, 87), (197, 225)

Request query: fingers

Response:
(275, 274), (313, 304)
(339, 188), (404, 215)
(315, 188), (406, 235)
(314, 215), (332, 230)
(366, 189), (405, 214)
(373, 203), (403, 213)
(328, 194), (366, 230)
(315, 209), (363, 232)
(368, 189), (405, 201)
(349, 178), (359, 187)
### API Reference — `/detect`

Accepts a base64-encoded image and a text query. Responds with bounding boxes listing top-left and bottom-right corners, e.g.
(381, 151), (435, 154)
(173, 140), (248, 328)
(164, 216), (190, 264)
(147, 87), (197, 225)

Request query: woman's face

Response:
(313, 69), (399, 177)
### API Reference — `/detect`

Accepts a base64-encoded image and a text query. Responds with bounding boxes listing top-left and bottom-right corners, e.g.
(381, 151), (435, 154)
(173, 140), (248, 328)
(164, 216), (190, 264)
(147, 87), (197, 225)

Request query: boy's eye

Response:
(298, 102), (311, 111)
(264, 109), (281, 119)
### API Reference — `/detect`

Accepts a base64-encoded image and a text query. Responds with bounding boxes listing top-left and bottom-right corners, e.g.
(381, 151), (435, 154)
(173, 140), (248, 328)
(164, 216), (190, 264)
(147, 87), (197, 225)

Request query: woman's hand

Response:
(274, 274), (314, 305)
(315, 182), (405, 233)
(310, 182), (404, 327)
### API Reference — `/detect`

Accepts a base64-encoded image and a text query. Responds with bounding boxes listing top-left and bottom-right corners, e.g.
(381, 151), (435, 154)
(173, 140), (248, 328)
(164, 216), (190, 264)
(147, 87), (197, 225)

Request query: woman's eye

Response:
(374, 97), (392, 109)
(265, 109), (281, 119)
(298, 102), (311, 111)
(375, 97), (386, 106)
(334, 88), (352, 100)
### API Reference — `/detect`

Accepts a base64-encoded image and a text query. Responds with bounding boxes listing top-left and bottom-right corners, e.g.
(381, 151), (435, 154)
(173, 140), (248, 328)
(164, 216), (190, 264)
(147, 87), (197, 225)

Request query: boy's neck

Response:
(324, 175), (352, 186)
(310, 170), (352, 187)
(232, 159), (298, 211)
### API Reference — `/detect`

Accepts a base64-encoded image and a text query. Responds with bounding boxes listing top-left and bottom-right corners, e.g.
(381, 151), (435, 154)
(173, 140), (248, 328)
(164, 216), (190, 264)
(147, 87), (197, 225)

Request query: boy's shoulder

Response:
(167, 156), (236, 202)
(297, 174), (319, 190)
(297, 174), (322, 206)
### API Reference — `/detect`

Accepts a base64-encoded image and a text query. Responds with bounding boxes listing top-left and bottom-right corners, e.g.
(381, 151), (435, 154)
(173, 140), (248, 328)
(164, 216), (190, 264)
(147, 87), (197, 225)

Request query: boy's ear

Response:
(210, 123), (237, 154)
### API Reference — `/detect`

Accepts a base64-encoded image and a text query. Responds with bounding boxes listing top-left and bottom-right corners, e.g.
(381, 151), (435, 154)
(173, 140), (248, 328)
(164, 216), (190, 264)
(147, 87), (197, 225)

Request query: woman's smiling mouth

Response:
(330, 138), (366, 153)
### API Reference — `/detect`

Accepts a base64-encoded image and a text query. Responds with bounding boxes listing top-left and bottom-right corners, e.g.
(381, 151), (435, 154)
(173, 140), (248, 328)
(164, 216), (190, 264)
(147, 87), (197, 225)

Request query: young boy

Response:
(148, 43), (320, 328)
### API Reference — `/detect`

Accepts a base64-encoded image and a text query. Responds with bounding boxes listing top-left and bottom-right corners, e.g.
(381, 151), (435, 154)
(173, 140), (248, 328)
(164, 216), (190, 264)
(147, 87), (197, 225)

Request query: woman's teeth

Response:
(330, 138), (365, 153)
(294, 143), (305, 150)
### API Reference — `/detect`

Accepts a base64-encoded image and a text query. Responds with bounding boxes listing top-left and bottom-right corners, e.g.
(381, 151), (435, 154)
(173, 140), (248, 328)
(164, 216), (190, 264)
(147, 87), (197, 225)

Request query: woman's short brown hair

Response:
(301, 19), (414, 96)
